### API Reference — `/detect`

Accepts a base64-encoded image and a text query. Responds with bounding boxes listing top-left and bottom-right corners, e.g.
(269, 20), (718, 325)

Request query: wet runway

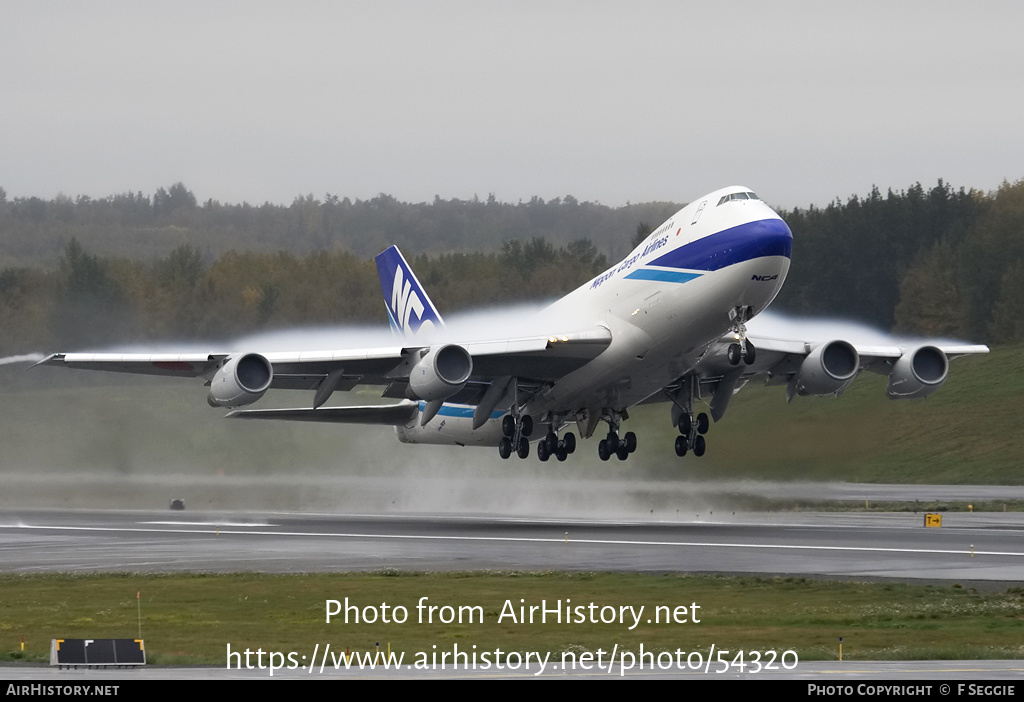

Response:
(2, 508), (1023, 582)
(4, 505), (1023, 681)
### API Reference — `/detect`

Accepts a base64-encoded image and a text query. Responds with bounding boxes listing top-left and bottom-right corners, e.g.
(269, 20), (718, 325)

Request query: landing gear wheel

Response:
(675, 435), (688, 457)
(556, 446), (568, 462)
(696, 413), (710, 435)
(727, 343), (742, 366)
(679, 413), (692, 435)
(624, 431), (637, 453)
(498, 437), (512, 459)
(516, 436), (530, 459)
(545, 432), (558, 454)
(693, 435), (706, 457)
(743, 340), (756, 365)
(537, 439), (550, 462)
(501, 414), (515, 438)
(616, 446), (630, 461)
(606, 431), (620, 453)
(563, 432), (576, 454)
(598, 439), (611, 461)
(521, 415), (533, 437)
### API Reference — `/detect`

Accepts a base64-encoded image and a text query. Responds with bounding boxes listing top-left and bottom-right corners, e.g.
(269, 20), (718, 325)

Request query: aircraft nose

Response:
(749, 217), (793, 260)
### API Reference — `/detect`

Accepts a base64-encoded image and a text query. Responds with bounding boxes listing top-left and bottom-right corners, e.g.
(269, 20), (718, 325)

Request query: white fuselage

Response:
(396, 186), (793, 446)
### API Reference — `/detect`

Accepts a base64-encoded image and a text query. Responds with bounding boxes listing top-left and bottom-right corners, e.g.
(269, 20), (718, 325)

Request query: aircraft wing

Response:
(36, 327), (613, 409)
(739, 335), (989, 377)
(669, 333), (989, 423)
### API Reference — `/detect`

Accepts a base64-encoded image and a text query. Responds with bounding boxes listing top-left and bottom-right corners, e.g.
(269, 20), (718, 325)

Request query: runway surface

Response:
(4, 503), (1023, 681)
(2, 507), (1023, 582)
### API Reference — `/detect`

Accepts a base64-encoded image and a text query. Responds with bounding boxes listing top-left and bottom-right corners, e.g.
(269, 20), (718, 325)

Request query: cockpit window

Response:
(717, 191), (761, 206)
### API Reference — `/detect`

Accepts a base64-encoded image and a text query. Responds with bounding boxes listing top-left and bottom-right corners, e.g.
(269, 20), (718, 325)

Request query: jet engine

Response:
(886, 345), (948, 399)
(789, 340), (860, 397)
(207, 353), (273, 408)
(408, 344), (473, 401)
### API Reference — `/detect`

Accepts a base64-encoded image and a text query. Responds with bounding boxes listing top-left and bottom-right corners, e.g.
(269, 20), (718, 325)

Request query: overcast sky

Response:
(2, 1), (1022, 209)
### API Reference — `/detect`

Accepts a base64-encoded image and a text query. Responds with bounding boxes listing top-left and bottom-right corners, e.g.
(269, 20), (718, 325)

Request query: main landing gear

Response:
(596, 410), (638, 462)
(498, 412), (533, 459)
(498, 412), (578, 462)
(727, 305), (757, 366)
(537, 429), (576, 462)
(668, 374), (711, 458)
(674, 410), (709, 457)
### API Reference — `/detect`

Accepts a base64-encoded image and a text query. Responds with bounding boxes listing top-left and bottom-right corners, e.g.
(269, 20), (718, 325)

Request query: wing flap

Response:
(37, 353), (225, 377)
(226, 402), (418, 425)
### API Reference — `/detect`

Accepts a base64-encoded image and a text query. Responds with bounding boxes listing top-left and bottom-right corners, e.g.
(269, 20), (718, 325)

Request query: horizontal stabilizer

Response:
(226, 402), (417, 425)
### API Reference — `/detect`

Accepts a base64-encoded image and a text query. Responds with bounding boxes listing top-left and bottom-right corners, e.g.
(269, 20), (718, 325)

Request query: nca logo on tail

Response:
(376, 246), (444, 336)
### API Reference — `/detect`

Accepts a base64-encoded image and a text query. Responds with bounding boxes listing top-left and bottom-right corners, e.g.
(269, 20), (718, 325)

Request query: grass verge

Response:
(2, 572), (1023, 665)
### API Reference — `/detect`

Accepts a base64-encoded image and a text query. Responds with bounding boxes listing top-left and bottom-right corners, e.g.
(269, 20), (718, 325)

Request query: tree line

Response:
(0, 234), (611, 352)
(0, 179), (1020, 355)
(0, 184), (676, 268)
(774, 179), (1023, 343)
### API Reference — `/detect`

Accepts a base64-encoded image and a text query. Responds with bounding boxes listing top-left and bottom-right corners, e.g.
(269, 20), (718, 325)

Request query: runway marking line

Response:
(142, 521), (276, 527)
(3, 523), (1024, 559)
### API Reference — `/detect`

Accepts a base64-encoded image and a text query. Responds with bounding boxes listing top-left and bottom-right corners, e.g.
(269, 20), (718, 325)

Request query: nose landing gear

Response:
(727, 306), (757, 366)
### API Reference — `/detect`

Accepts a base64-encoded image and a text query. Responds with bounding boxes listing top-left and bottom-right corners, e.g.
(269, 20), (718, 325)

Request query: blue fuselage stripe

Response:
(624, 269), (703, 284)
(417, 402), (502, 419)
(649, 218), (792, 273)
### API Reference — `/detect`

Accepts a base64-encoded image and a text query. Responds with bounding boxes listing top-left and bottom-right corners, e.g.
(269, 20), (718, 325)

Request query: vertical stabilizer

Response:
(374, 246), (445, 337)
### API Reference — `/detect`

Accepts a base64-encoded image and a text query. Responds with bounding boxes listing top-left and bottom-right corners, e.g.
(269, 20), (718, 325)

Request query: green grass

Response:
(2, 572), (1023, 665)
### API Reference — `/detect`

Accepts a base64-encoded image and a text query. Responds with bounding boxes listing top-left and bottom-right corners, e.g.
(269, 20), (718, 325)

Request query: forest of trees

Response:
(774, 180), (1023, 342)
(0, 179), (1021, 355)
(0, 184), (677, 267)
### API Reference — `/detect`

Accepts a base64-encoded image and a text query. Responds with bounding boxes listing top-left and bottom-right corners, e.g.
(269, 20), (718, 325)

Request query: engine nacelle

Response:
(207, 353), (273, 408)
(790, 340), (860, 397)
(886, 345), (948, 399)
(408, 344), (472, 402)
